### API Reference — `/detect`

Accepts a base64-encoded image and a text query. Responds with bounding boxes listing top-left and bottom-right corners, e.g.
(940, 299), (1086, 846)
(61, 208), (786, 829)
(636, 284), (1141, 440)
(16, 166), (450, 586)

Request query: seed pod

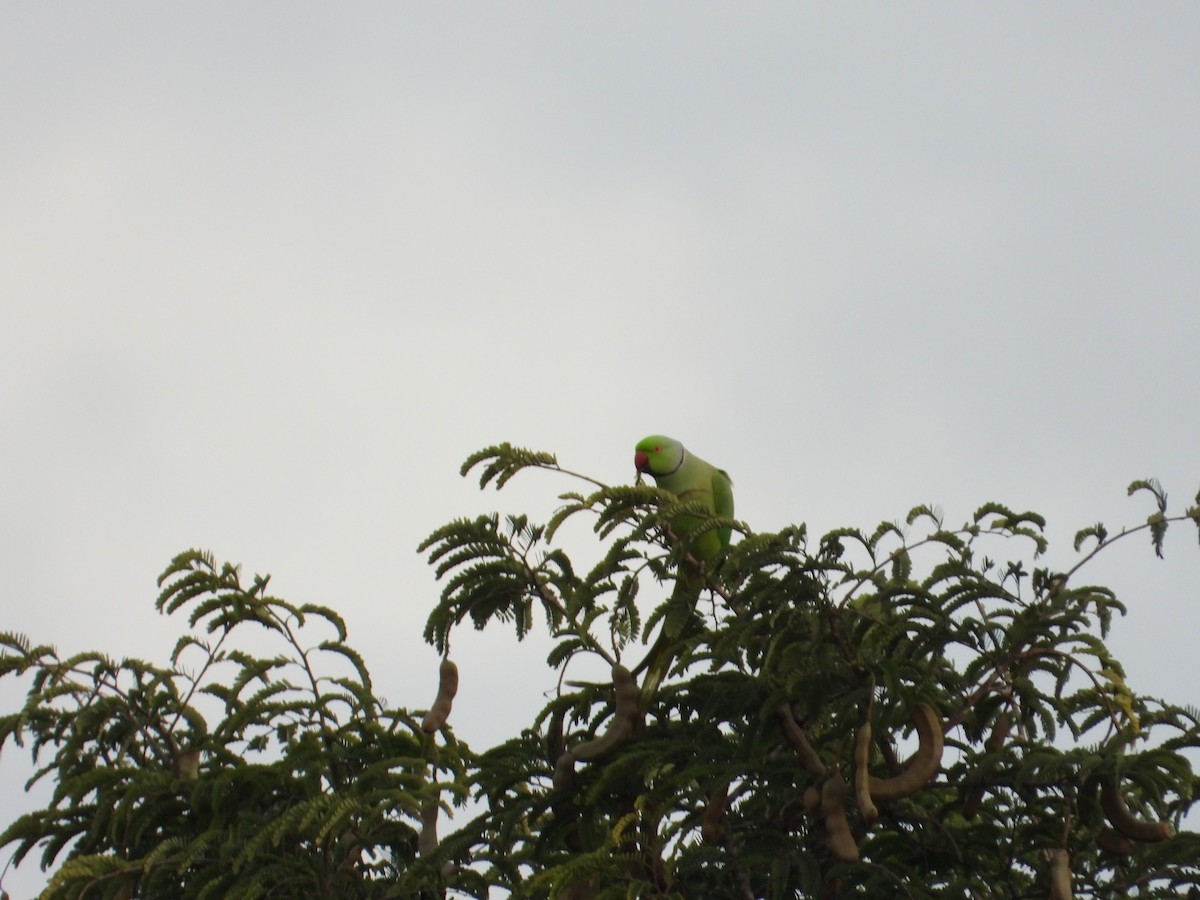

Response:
(573, 664), (639, 763)
(854, 721), (878, 825)
(1078, 773), (1103, 827)
(985, 712), (1010, 753)
(878, 729), (900, 773)
(700, 780), (730, 843)
(1078, 775), (1131, 855)
(777, 704), (826, 776)
(546, 704), (567, 762)
(1094, 826), (1133, 856)
(552, 751), (583, 852)
(421, 658), (459, 734)
(963, 711), (1009, 819)
(418, 797), (439, 857)
(1099, 774), (1173, 842)
(1047, 848), (1073, 900)
(559, 880), (598, 899)
(553, 751), (576, 793)
(868, 703), (943, 802)
(803, 784), (821, 813)
(174, 748), (201, 781)
(612, 663), (639, 717)
(820, 773), (859, 862)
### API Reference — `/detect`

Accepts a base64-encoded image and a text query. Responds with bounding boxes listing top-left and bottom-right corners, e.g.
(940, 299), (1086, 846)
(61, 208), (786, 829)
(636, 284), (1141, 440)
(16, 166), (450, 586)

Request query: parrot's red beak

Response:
(634, 450), (650, 473)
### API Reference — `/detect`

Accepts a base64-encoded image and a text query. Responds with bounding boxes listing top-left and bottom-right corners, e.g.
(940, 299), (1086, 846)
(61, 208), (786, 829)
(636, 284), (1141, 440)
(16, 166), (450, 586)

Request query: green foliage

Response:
(3, 443), (1199, 899)
(417, 443), (1200, 897)
(0, 550), (465, 899)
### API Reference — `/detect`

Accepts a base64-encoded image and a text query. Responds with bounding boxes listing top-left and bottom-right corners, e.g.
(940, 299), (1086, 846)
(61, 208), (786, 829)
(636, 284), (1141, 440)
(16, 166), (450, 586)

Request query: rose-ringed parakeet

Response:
(632, 435), (734, 706)
(634, 435), (734, 561)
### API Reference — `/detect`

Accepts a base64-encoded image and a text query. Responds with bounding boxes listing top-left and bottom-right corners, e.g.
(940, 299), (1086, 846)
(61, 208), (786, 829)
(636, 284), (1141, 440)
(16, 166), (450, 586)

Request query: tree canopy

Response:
(2, 443), (1198, 898)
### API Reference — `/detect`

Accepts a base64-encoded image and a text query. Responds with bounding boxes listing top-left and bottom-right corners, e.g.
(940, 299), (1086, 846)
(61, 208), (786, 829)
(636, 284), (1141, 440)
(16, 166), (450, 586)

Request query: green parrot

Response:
(634, 435), (734, 561)
(632, 435), (734, 706)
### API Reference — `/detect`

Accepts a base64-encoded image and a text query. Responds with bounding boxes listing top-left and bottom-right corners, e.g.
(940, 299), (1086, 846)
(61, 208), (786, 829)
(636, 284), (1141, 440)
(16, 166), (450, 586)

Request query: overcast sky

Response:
(3, 5), (1199, 894)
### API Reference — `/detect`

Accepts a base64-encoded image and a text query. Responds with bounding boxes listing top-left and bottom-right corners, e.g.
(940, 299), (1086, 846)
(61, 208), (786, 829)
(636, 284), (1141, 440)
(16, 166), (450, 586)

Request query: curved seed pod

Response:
(553, 751), (576, 793)
(700, 780), (730, 843)
(418, 798), (439, 857)
(339, 828), (362, 871)
(961, 790), (982, 820)
(986, 712), (1012, 752)
(613, 663), (640, 719)
(777, 704), (826, 776)
(868, 703), (943, 802)
(559, 880), (598, 900)
(1047, 849), (1073, 900)
(552, 751), (583, 852)
(573, 664), (639, 763)
(421, 658), (459, 734)
(854, 721), (878, 825)
(1077, 774), (1103, 827)
(546, 704), (567, 762)
(174, 748), (201, 781)
(803, 784), (821, 813)
(1094, 826), (1134, 856)
(963, 711), (1010, 819)
(1099, 774), (1174, 842)
(878, 729), (900, 774)
(1079, 775), (1132, 855)
(820, 773), (859, 862)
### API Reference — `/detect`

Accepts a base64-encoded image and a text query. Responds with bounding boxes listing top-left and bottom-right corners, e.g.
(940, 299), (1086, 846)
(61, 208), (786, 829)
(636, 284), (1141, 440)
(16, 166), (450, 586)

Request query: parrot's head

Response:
(634, 435), (684, 479)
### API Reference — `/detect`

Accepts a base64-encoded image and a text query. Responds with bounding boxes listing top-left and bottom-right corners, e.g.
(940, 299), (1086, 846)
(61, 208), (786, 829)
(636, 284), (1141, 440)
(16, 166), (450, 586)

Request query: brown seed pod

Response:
(421, 658), (459, 734)
(551, 751), (583, 852)
(854, 721), (879, 825)
(1099, 774), (1174, 842)
(559, 880), (599, 899)
(573, 664), (639, 763)
(777, 704), (827, 776)
(553, 751), (576, 793)
(963, 711), (1009, 819)
(1047, 848), (1073, 900)
(820, 773), (860, 862)
(174, 748), (201, 781)
(868, 703), (943, 802)
(418, 797), (439, 857)
(1094, 826), (1134, 856)
(803, 784), (821, 813)
(612, 663), (639, 717)
(546, 704), (567, 762)
(878, 729), (900, 773)
(700, 780), (730, 843)
(1078, 773), (1103, 827)
(1079, 775), (1132, 855)
(985, 712), (1011, 753)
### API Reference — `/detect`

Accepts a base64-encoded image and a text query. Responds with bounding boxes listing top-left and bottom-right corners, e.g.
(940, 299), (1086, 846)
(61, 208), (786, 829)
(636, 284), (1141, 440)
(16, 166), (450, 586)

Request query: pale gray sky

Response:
(3, 5), (1199, 894)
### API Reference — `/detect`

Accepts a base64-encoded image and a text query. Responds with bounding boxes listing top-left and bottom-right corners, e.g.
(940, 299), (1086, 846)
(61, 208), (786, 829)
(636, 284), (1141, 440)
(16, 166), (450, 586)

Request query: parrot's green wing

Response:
(712, 467), (734, 550)
(631, 436), (736, 712)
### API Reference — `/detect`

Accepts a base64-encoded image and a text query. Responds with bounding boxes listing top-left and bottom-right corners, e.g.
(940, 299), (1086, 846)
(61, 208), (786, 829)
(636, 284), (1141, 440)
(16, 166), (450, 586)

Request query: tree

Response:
(3, 443), (1199, 898)
(0, 555), (466, 898)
